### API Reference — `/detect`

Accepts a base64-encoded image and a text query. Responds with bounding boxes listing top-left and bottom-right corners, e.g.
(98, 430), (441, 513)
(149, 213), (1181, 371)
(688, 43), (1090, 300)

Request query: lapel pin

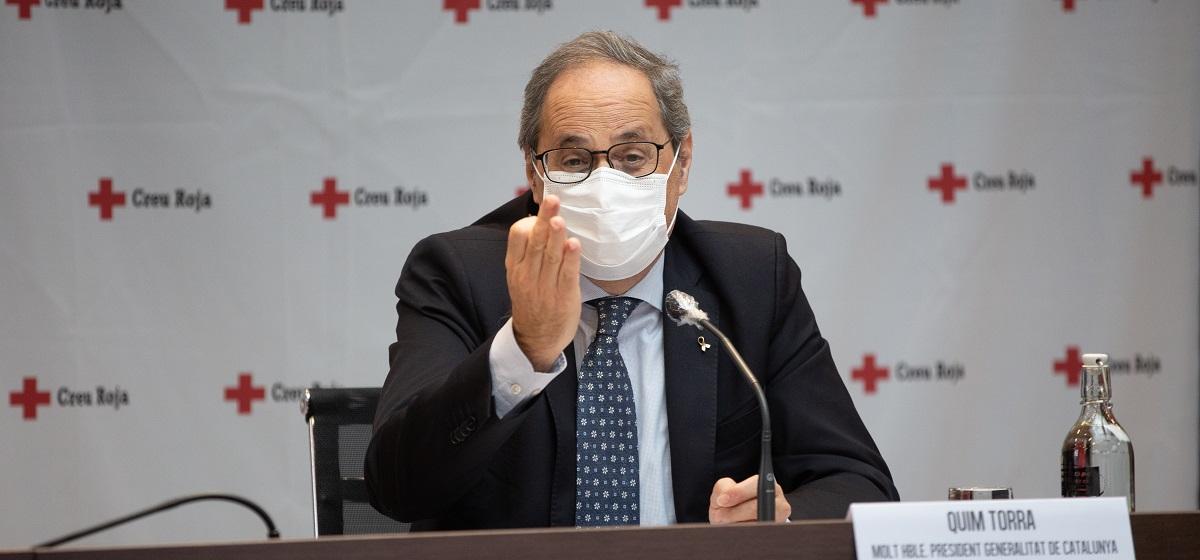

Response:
(697, 336), (711, 353)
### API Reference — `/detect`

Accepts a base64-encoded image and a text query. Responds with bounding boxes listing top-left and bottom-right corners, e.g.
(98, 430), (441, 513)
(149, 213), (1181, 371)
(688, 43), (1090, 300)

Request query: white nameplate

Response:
(848, 498), (1134, 560)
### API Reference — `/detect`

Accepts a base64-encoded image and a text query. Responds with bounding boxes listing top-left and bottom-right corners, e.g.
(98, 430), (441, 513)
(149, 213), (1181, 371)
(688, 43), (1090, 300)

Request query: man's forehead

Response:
(550, 127), (656, 146)
(540, 62), (666, 146)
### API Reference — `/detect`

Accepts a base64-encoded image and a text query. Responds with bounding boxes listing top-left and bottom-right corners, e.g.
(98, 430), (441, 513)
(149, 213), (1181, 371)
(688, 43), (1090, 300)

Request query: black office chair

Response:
(302, 387), (409, 536)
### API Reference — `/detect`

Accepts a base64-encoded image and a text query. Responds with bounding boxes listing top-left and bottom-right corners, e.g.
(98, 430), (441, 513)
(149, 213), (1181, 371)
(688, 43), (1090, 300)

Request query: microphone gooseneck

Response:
(34, 493), (280, 549)
(665, 290), (776, 522)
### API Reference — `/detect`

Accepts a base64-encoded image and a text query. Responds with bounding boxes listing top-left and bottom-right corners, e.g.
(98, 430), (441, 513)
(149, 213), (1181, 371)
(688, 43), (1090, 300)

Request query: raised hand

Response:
(505, 195), (582, 371)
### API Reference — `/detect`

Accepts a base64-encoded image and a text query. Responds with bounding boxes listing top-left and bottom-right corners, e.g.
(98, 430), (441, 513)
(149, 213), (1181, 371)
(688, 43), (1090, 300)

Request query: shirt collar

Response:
(579, 255), (665, 312)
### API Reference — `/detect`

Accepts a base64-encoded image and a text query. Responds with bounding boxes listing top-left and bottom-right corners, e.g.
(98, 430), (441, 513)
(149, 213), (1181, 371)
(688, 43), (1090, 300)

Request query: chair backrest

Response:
(302, 387), (409, 536)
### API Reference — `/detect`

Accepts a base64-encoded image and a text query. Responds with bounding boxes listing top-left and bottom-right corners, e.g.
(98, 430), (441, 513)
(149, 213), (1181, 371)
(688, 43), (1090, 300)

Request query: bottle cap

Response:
(1079, 353), (1112, 402)
(1081, 353), (1108, 368)
(948, 487), (1013, 500)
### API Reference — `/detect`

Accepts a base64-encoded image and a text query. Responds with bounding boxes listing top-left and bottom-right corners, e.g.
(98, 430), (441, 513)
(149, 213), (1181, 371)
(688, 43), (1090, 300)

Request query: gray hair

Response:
(518, 31), (691, 151)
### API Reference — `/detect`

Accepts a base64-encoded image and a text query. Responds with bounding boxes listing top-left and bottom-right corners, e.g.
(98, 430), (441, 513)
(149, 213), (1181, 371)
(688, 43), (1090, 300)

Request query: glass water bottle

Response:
(1061, 353), (1135, 511)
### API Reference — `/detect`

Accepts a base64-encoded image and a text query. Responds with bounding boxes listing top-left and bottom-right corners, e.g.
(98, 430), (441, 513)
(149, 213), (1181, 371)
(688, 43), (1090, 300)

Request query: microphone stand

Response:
(695, 317), (776, 523)
(34, 493), (280, 549)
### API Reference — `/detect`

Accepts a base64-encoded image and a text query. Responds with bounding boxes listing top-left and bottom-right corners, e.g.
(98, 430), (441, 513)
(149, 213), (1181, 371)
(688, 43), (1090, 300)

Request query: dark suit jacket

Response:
(366, 193), (898, 530)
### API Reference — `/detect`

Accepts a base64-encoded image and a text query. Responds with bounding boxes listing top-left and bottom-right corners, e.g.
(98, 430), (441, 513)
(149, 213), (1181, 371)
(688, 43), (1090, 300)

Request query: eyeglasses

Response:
(532, 141), (670, 184)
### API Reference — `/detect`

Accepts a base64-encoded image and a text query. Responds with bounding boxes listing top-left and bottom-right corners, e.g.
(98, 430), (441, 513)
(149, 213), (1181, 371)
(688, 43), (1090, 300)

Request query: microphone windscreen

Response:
(665, 289), (708, 327)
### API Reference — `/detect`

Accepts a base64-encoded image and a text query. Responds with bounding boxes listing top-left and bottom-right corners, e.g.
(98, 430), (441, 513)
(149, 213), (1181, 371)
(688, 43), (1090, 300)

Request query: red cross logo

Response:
(9, 377), (51, 421)
(928, 163), (968, 204)
(851, 354), (889, 394)
(311, 177), (350, 219)
(443, 0), (480, 24)
(1129, 157), (1163, 199)
(225, 0), (263, 25)
(1053, 346), (1083, 387)
(727, 169), (764, 210)
(224, 372), (265, 415)
(88, 177), (126, 221)
(6, 0), (39, 20)
(646, 0), (682, 21)
(851, 0), (887, 18)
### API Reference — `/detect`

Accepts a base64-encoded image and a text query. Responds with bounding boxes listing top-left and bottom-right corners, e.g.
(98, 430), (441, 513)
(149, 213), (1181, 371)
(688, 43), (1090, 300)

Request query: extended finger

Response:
(506, 218), (534, 268)
(541, 215), (567, 273)
(717, 475), (759, 508)
(524, 196), (559, 275)
(537, 194), (560, 222)
(558, 237), (581, 288)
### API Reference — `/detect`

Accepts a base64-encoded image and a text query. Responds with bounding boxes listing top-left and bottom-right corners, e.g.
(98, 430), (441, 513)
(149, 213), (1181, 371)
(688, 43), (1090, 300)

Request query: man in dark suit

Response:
(366, 31), (897, 530)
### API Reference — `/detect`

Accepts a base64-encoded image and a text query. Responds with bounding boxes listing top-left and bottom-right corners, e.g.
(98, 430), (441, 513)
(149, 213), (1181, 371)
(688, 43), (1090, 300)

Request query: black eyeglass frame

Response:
(531, 140), (672, 184)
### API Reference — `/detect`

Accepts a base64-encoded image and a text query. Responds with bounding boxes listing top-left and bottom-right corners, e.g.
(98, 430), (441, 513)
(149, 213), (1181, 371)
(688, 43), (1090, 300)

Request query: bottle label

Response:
(1062, 464), (1101, 496)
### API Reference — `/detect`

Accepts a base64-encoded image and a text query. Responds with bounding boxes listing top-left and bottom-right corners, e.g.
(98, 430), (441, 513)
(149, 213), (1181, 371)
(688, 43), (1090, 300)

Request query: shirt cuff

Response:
(489, 318), (566, 419)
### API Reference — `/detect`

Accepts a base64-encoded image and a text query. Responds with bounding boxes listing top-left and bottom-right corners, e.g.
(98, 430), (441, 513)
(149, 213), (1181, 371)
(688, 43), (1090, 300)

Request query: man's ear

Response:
(675, 132), (694, 196)
(524, 148), (544, 204)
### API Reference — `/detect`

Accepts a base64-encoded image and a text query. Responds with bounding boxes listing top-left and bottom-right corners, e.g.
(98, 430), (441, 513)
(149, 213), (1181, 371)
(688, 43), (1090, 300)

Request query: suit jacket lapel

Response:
(662, 238), (719, 522)
(545, 344), (577, 526)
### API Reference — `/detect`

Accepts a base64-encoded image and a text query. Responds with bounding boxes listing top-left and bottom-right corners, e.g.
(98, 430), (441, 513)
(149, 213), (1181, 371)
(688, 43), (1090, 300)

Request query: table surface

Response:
(2, 510), (1196, 560)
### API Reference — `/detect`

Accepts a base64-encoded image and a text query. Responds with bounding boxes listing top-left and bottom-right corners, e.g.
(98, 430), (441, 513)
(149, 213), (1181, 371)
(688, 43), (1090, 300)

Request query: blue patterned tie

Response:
(575, 296), (640, 526)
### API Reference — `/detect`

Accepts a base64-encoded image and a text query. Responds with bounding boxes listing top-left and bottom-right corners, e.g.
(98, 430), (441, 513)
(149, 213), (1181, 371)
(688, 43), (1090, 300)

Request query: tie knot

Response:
(590, 297), (640, 336)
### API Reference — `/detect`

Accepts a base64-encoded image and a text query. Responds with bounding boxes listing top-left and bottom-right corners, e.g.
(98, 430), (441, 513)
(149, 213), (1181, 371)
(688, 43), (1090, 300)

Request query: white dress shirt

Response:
(488, 256), (676, 526)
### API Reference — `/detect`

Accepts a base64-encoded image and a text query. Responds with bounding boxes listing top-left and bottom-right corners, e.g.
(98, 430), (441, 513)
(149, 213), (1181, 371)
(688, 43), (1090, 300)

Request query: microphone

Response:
(34, 493), (280, 549)
(665, 290), (776, 522)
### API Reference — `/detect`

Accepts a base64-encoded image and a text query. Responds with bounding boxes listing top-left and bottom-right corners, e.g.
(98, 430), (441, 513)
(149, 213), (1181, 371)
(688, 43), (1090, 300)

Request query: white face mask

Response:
(533, 145), (681, 281)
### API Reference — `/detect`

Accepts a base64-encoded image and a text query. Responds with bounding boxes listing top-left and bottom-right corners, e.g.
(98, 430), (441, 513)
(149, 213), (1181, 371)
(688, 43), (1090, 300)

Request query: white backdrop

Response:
(1, 0), (1197, 549)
